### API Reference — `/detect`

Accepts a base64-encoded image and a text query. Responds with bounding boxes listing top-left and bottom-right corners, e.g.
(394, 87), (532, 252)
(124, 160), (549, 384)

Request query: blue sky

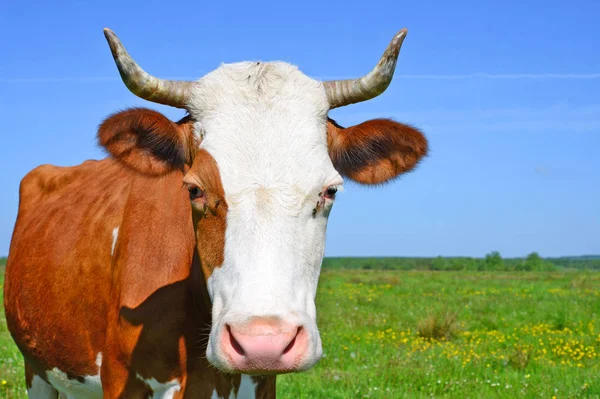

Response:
(1, 0), (599, 257)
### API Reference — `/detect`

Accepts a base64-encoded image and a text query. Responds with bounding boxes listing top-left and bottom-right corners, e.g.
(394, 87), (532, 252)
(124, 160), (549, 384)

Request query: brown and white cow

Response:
(4, 28), (427, 398)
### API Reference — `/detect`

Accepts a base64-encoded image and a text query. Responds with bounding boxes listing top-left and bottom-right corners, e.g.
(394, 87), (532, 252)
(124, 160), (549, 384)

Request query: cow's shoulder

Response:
(19, 158), (126, 200)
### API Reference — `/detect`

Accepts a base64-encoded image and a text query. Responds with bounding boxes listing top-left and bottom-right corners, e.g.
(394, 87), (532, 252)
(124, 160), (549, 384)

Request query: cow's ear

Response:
(98, 108), (196, 175)
(327, 118), (428, 185)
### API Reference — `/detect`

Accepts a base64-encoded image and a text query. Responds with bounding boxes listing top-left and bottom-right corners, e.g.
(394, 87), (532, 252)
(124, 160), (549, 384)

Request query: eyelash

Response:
(313, 185), (339, 217)
(324, 186), (338, 199)
(186, 184), (205, 201)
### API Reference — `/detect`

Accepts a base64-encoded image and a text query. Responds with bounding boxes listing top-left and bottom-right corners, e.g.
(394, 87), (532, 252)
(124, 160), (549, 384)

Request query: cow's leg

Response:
(25, 362), (59, 399)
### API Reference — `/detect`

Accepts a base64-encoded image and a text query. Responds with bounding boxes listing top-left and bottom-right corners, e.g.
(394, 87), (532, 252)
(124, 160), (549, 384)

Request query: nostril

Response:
(282, 327), (302, 355)
(227, 324), (245, 356)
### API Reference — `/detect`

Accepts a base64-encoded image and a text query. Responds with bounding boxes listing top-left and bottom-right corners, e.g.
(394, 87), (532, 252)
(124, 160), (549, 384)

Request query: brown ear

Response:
(327, 118), (428, 185)
(98, 108), (196, 175)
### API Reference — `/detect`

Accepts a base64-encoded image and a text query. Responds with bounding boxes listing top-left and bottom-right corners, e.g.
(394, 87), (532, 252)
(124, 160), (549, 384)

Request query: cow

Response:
(4, 27), (428, 398)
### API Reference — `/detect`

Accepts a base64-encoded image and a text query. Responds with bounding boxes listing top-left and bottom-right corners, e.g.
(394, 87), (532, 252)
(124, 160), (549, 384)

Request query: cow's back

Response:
(4, 158), (130, 378)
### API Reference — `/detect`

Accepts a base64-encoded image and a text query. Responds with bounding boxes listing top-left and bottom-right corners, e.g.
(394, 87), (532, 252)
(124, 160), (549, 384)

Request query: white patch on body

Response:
(111, 226), (119, 256)
(45, 369), (102, 399)
(189, 62), (336, 370)
(28, 375), (57, 398)
(136, 375), (181, 399)
(43, 352), (103, 399)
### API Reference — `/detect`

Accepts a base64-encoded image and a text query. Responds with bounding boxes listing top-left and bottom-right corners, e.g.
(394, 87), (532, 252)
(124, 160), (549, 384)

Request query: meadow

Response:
(1, 258), (599, 398)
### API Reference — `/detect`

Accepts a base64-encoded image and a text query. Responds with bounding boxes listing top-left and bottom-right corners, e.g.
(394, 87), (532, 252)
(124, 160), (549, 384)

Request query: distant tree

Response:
(519, 252), (556, 271)
(431, 256), (447, 271)
(462, 257), (477, 271)
(446, 258), (464, 271)
(525, 252), (542, 271)
(484, 251), (504, 271)
(402, 258), (417, 270)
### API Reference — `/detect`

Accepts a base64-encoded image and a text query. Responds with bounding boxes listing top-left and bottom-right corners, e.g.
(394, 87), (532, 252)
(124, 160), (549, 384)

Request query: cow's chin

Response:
(205, 320), (323, 375)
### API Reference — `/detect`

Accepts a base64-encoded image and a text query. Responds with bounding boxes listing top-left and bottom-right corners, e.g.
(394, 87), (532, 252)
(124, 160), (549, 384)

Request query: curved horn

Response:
(103, 28), (193, 109)
(323, 28), (408, 109)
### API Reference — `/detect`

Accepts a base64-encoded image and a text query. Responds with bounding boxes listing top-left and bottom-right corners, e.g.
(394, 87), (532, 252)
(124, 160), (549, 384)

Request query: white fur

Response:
(45, 370), (101, 398)
(136, 375), (181, 399)
(36, 353), (179, 399)
(188, 62), (340, 370)
(41, 353), (102, 399)
(111, 226), (119, 256)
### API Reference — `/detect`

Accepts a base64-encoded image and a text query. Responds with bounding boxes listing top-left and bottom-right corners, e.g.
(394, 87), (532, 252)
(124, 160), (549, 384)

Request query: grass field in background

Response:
(1, 258), (26, 398)
(1, 263), (599, 398)
(278, 270), (600, 398)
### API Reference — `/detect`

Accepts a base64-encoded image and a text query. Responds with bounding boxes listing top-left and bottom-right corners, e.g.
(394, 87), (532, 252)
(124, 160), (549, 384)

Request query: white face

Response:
(187, 62), (343, 373)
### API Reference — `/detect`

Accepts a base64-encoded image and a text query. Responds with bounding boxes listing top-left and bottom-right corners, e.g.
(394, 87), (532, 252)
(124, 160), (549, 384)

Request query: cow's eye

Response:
(324, 186), (338, 199)
(188, 185), (204, 200)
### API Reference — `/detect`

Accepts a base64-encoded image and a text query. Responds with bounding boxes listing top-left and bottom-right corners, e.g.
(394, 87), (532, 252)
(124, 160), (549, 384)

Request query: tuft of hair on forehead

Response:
(218, 61), (299, 90)
(242, 61), (278, 94)
(188, 61), (328, 117)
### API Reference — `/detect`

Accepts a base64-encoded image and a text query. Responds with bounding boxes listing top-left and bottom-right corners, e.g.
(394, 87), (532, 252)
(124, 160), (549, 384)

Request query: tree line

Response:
(322, 252), (600, 271)
(1, 254), (599, 273)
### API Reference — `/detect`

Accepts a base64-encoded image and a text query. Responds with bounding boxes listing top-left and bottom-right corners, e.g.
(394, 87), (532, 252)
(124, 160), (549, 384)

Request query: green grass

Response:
(277, 270), (600, 398)
(1, 266), (599, 398)
(1, 261), (27, 398)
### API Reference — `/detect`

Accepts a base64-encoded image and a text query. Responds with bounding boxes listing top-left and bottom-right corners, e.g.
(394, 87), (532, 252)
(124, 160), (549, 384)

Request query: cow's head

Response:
(98, 28), (427, 374)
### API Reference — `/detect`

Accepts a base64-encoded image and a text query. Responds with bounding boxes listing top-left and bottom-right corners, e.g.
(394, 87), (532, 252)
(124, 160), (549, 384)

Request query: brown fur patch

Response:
(5, 159), (130, 381)
(327, 118), (428, 185)
(98, 108), (195, 176)
(5, 157), (275, 397)
(253, 375), (277, 398)
(184, 149), (228, 280)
